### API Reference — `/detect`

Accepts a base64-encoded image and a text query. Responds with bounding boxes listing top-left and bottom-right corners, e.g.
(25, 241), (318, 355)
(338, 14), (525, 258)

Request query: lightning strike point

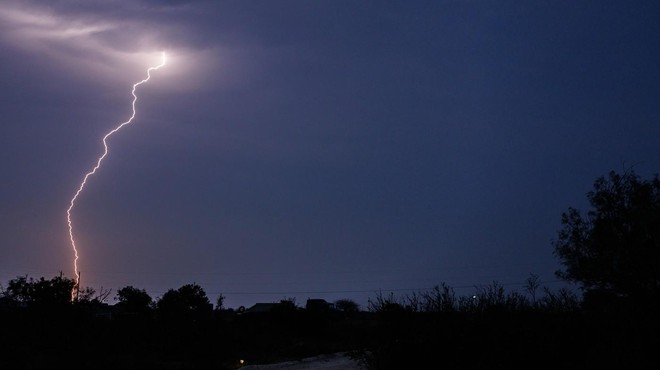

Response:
(67, 54), (166, 301)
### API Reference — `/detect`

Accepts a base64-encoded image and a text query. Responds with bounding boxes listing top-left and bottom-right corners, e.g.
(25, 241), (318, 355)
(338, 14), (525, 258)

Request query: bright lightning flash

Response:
(67, 52), (166, 300)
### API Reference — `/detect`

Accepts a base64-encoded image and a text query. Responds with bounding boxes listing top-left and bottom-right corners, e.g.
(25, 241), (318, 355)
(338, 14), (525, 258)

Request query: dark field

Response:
(1, 305), (658, 370)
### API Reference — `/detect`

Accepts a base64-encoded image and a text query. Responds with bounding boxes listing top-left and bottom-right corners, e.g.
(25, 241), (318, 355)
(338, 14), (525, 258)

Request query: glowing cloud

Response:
(67, 52), (166, 299)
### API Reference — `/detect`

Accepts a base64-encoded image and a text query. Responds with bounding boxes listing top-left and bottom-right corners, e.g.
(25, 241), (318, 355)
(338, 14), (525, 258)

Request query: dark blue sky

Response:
(1, 0), (659, 308)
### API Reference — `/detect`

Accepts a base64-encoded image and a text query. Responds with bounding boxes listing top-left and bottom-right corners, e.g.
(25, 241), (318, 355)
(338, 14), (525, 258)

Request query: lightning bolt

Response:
(67, 52), (166, 300)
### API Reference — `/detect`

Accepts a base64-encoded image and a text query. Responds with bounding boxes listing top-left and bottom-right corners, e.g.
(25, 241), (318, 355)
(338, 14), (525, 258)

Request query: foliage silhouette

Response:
(2, 274), (75, 307)
(421, 283), (457, 313)
(1, 274), (659, 369)
(554, 170), (660, 308)
(367, 291), (405, 313)
(215, 293), (226, 310)
(115, 285), (153, 314)
(334, 298), (360, 313)
(156, 282), (211, 319)
(524, 273), (541, 304)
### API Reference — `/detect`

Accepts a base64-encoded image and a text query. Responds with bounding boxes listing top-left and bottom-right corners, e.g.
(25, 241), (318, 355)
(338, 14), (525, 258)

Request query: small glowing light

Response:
(239, 359), (245, 365)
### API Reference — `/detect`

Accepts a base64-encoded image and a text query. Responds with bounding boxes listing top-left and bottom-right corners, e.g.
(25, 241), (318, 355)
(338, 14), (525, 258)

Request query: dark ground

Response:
(1, 306), (659, 370)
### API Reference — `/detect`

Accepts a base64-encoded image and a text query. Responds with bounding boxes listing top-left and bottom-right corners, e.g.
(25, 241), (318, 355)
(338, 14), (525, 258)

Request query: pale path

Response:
(240, 352), (364, 370)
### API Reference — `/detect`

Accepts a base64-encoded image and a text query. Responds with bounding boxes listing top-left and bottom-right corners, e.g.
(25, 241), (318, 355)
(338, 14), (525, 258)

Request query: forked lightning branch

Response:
(66, 53), (166, 300)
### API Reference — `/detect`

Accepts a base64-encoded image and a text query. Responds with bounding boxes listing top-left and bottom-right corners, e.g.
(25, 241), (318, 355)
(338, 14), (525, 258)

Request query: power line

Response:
(145, 280), (567, 297)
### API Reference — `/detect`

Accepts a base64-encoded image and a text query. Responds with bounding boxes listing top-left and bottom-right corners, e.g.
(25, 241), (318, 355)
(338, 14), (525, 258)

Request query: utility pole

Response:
(75, 271), (81, 302)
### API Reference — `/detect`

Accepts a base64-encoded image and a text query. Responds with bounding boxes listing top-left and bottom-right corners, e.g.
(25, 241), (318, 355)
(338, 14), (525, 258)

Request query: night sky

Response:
(1, 0), (659, 309)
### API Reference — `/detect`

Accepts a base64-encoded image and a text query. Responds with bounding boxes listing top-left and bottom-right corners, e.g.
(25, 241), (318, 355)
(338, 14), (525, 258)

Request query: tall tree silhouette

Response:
(554, 170), (660, 305)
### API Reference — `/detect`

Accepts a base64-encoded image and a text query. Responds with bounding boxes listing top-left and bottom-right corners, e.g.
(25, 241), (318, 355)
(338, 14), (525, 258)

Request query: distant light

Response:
(239, 359), (245, 365)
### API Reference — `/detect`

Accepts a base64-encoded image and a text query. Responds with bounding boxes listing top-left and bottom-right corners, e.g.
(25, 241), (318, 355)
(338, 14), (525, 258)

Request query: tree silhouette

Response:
(335, 298), (360, 313)
(215, 293), (226, 310)
(2, 274), (75, 307)
(116, 286), (153, 314)
(554, 170), (660, 306)
(524, 274), (541, 305)
(156, 283), (211, 318)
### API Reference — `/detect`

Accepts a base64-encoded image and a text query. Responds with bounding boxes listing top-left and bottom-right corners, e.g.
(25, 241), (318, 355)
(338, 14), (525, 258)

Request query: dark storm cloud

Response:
(0, 0), (219, 71)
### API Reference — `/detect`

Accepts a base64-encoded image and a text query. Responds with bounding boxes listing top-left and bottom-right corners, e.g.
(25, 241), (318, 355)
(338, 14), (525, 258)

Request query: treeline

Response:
(0, 273), (214, 319)
(0, 272), (582, 318)
(0, 272), (579, 315)
(367, 278), (579, 314)
(1, 273), (656, 369)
